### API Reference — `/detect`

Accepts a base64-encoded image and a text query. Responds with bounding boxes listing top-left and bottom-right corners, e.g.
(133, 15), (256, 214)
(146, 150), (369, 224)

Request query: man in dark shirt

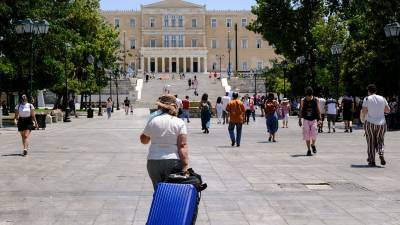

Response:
(342, 93), (354, 133)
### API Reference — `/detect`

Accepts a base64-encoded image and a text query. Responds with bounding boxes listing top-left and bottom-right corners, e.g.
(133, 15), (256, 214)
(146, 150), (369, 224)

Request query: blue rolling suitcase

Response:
(146, 183), (198, 225)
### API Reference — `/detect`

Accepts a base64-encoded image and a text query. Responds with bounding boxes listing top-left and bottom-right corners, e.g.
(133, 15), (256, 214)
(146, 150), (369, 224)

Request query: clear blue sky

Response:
(100, 0), (256, 10)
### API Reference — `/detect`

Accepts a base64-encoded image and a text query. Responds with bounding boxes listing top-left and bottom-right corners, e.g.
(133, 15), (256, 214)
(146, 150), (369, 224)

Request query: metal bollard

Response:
(0, 106), (3, 128)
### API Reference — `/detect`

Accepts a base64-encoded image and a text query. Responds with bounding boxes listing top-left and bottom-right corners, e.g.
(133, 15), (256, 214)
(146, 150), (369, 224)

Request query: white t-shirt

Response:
(243, 99), (250, 110)
(176, 98), (183, 109)
(362, 94), (389, 125)
(326, 98), (337, 115)
(319, 98), (326, 114)
(15, 103), (34, 118)
(143, 114), (187, 160)
(221, 96), (231, 111)
(216, 103), (223, 113)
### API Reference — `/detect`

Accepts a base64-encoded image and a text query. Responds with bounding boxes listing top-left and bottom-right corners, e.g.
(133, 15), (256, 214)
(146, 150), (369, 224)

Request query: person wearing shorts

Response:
(299, 87), (321, 156)
(326, 96), (338, 133)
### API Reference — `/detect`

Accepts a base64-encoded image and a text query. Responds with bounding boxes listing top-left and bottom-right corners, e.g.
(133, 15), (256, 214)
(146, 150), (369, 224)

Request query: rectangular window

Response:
(114, 18), (120, 28)
(171, 16), (176, 27)
(150, 39), (156, 48)
(256, 39), (262, 48)
(211, 39), (218, 49)
(172, 35), (177, 47)
(241, 39), (248, 48)
(242, 62), (248, 71)
(150, 17), (155, 28)
(257, 61), (263, 70)
(241, 18), (247, 27)
(164, 15), (169, 27)
(130, 18), (136, 28)
(164, 35), (169, 47)
(191, 18), (197, 28)
(178, 16), (183, 27)
(130, 39), (136, 49)
(191, 39), (197, 47)
(226, 18), (232, 28)
(211, 18), (217, 28)
(178, 35), (184, 47)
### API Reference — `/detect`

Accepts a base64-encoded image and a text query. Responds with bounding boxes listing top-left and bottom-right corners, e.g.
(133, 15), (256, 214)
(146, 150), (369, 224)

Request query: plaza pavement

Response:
(0, 109), (400, 225)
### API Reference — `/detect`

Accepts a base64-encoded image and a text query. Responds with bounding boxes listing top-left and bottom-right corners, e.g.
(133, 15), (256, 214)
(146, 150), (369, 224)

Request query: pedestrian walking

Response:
(361, 84), (390, 167)
(318, 95), (326, 133)
(342, 92), (355, 133)
(181, 96), (190, 123)
(226, 92), (245, 147)
(280, 98), (291, 128)
(264, 93), (279, 142)
(250, 96), (256, 122)
(124, 97), (130, 115)
(188, 78), (192, 89)
(106, 97), (113, 119)
(69, 96), (78, 118)
(221, 92), (231, 124)
(13, 94), (39, 156)
(216, 97), (223, 124)
(140, 95), (189, 190)
(326, 96), (338, 133)
(243, 95), (251, 125)
(298, 87), (321, 156)
(175, 95), (183, 118)
(130, 104), (134, 115)
(199, 93), (212, 134)
(193, 76), (199, 96)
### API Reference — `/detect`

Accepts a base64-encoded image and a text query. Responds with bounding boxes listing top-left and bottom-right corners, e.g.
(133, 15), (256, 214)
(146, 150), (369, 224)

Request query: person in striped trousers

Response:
(361, 84), (391, 167)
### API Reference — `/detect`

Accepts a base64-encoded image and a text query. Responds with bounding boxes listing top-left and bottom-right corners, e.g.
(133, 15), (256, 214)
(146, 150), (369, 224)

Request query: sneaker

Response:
(231, 140), (236, 147)
(268, 137), (272, 142)
(350, 127), (353, 133)
(328, 130), (331, 133)
(368, 162), (376, 167)
(236, 144), (240, 147)
(379, 155), (386, 166)
(306, 150), (312, 156)
(23, 149), (27, 156)
(311, 145), (317, 154)
(333, 128), (336, 133)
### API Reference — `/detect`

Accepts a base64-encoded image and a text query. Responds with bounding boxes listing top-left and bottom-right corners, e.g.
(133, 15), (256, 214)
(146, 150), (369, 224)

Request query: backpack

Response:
(265, 101), (276, 115)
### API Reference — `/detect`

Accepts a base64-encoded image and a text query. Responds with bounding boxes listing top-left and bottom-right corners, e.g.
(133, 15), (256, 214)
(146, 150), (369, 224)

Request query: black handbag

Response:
(165, 168), (207, 192)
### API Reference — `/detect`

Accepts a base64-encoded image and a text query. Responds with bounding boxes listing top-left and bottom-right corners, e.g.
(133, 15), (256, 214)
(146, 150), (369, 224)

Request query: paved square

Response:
(1, 109), (399, 225)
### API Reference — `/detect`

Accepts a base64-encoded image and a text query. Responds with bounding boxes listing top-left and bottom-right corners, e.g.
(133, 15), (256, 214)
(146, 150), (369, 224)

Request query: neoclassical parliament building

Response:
(101, 0), (278, 74)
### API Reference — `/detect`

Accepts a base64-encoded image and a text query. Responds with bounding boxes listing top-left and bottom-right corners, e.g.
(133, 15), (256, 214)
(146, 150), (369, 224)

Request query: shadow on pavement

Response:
(351, 164), (384, 168)
(2, 153), (24, 157)
(290, 154), (310, 158)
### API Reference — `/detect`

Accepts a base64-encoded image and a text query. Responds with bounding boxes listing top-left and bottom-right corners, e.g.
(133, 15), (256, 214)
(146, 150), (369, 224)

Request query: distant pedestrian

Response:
(130, 104), (134, 115)
(124, 97), (130, 115)
(145, 73), (149, 83)
(326, 96), (338, 133)
(361, 84), (390, 167)
(250, 96), (256, 122)
(226, 92), (245, 147)
(188, 78), (192, 89)
(298, 87), (321, 156)
(264, 93), (279, 142)
(175, 95), (183, 118)
(13, 94), (39, 156)
(216, 97), (223, 124)
(199, 93), (212, 134)
(181, 96), (190, 123)
(318, 95), (326, 133)
(221, 92), (231, 124)
(342, 92), (355, 133)
(106, 97), (113, 119)
(69, 96), (78, 118)
(243, 95), (251, 125)
(193, 76), (199, 96)
(280, 98), (291, 128)
(260, 96), (266, 117)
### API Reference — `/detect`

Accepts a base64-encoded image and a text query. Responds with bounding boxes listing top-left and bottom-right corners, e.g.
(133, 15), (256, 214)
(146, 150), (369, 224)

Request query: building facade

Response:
(101, 0), (278, 74)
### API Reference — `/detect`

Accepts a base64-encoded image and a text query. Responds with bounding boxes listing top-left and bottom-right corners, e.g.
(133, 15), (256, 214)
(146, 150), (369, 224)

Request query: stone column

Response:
(176, 57), (180, 73)
(197, 57), (201, 73)
(148, 57), (151, 72)
(190, 57), (194, 73)
(204, 57), (207, 74)
(183, 57), (187, 73)
(162, 57), (165, 73)
(155, 57), (158, 73)
(169, 57), (172, 73)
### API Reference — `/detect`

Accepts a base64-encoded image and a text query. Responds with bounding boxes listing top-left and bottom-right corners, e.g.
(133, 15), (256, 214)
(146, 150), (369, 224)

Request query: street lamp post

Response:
(114, 68), (120, 110)
(109, 70), (113, 113)
(216, 54), (224, 78)
(282, 60), (288, 97)
(331, 44), (343, 99)
(14, 19), (50, 102)
(228, 30), (231, 79)
(63, 43), (71, 122)
(97, 60), (103, 116)
(384, 22), (400, 111)
(252, 69), (257, 96)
